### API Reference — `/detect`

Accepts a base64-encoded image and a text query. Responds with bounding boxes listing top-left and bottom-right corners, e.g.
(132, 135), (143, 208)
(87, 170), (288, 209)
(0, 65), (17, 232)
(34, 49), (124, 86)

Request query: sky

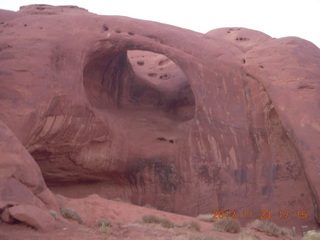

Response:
(1, 0), (320, 48)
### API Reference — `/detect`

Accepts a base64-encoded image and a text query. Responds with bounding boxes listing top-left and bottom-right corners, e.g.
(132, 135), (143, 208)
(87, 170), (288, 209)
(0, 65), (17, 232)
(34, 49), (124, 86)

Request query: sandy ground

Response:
(0, 194), (304, 240)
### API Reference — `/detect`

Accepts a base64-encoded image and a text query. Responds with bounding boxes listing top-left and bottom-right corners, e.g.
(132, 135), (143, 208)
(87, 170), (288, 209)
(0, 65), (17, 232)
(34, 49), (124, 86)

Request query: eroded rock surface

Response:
(0, 4), (319, 230)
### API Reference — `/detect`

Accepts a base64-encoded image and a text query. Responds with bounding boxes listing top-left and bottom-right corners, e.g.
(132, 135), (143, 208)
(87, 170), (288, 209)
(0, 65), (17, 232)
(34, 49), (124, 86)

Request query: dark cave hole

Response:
(83, 49), (196, 121)
(102, 24), (109, 31)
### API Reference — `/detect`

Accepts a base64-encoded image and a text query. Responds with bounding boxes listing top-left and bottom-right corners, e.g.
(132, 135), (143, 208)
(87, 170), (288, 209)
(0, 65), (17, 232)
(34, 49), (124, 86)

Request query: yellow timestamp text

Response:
(211, 210), (308, 220)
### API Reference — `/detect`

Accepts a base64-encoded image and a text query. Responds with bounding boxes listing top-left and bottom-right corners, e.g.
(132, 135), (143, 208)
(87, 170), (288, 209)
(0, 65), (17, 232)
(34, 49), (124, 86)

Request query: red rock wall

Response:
(0, 5), (319, 229)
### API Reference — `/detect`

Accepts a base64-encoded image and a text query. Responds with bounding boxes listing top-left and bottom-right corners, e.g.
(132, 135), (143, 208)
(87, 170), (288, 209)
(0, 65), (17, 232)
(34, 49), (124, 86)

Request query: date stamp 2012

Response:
(211, 210), (308, 220)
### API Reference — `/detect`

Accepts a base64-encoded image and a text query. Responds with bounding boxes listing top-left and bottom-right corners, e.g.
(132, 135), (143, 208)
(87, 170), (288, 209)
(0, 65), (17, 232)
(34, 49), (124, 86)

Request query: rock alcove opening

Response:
(83, 49), (196, 121)
(35, 49), (196, 203)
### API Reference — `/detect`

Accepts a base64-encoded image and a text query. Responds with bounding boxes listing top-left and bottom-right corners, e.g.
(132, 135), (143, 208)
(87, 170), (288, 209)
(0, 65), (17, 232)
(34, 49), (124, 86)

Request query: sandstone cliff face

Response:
(0, 4), (319, 229)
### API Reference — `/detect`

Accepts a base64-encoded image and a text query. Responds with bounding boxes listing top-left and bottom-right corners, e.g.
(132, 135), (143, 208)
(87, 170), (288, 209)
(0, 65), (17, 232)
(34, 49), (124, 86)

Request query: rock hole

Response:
(157, 137), (166, 141)
(236, 37), (249, 41)
(158, 59), (170, 66)
(159, 74), (170, 80)
(229, 28), (241, 32)
(259, 65), (264, 69)
(115, 30), (121, 34)
(83, 49), (195, 121)
(169, 140), (174, 143)
(146, 35), (162, 43)
(148, 73), (157, 78)
(128, 32), (134, 36)
(24, 24), (27, 27)
(298, 85), (315, 90)
(242, 59), (246, 64)
(36, 7), (45, 10)
(102, 24), (109, 31)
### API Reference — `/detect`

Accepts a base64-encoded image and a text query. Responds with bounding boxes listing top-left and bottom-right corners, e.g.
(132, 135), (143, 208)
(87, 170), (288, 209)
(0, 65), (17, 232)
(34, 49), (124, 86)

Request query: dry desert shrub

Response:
(184, 221), (201, 231)
(303, 230), (320, 240)
(197, 214), (215, 222)
(213, 218), (241, 233)
(60, 207), (83, 224)
(142, 214), (162, 224)
(99, 225), (109, 234)
(248, 219), (292, 237)
(141, 214), (174, 228)
(49, 210), (59, 220)
(238, 231), (261, 240)
(98, 218), (112, 227)
(160, 218), (175, 228)
(174, 233), (222, 240)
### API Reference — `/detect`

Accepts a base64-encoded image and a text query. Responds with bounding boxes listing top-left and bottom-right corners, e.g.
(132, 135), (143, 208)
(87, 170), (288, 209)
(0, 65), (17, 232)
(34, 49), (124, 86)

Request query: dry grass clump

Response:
(97, 219), (112, 234)
(238, 231), (261, 240)
(160, 218), (175, 228)
(248, 219), (292, 237)
(99, 225), (109, 234)
(60, 207), (83, 224)
(303, 230), (320, 240)
(141, 214), (174, 228)
(142, 214), (162, 224)
(213, 218), (241, 233)
(174, 233), (222, 240)
(49, 210), (59, 220)
(184, 221), (201, 231)
(98, 218), (112, 227)
(197, 214), (215, 222)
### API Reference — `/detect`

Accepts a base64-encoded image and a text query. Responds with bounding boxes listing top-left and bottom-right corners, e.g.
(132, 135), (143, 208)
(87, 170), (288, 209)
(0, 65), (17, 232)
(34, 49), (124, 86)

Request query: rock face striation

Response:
(0, 4), (320, 229)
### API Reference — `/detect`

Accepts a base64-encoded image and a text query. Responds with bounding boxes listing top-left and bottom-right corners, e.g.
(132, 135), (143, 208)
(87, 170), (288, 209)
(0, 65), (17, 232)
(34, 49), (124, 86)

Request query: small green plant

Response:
(303, 230), (320, 240)
(213, 218), (241, 233)
(60, 207), (83, 224)
(248, 219), (291, 237)
(197, 214), (215, 222)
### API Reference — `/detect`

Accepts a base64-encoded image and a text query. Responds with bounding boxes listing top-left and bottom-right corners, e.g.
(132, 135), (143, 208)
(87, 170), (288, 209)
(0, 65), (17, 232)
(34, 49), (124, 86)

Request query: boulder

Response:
(8, 205), (55, 231)
(0, 119), (58, 217)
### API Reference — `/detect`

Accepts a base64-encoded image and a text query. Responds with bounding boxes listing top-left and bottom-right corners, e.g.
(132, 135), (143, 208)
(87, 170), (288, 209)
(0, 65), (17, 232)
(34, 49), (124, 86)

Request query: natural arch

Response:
(83, 49), (195, 121)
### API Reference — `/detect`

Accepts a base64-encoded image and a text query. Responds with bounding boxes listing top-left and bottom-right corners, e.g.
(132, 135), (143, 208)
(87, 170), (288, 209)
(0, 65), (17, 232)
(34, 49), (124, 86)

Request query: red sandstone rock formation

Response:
(0, 4), (319, 230)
